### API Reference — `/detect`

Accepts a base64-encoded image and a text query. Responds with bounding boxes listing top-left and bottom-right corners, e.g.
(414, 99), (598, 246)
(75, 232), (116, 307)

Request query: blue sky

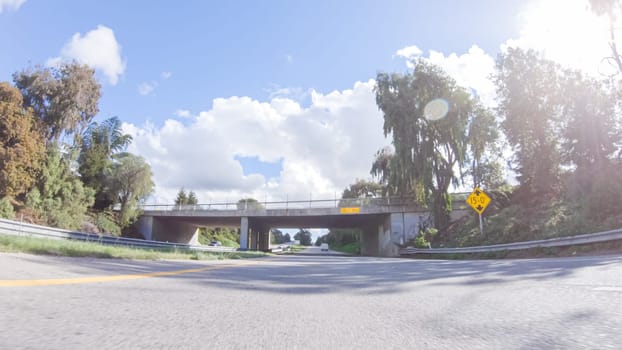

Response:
(0, 0), (611, 209)
(1, 1), (522, 120)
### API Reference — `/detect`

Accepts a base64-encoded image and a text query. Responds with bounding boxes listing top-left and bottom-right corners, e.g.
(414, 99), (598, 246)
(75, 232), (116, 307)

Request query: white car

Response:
(320, 243), (329, 252)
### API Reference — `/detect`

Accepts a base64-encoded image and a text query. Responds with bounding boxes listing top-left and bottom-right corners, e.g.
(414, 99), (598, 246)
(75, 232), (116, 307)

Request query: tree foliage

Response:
(0, 82), (46, 198)
(0, 197), (15, 219)
(174, 188), (188, 205)
(375, 59), (488, 228)
(79, 116), (132, 209)
(25, 148), (95, 230)
(187, 191), (198, 205)
(271, 229), (291, 244)
(342, 179), (384, 199)
(495, 48), (564, 201)
(106, 154), (154, 227)
(561, 71), (619, 174)
(590, 0), (622, 75)
(294, 229), (313, 246)
(237, 197), (263, 210)
(13, 62), (101, 145)
(316, 228), (359, 247)
(174, 188), (199, 206)
(466, 104), (504, 189)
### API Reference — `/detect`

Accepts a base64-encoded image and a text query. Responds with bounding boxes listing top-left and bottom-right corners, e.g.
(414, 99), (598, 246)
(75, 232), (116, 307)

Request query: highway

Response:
(1, 253), (621, 349)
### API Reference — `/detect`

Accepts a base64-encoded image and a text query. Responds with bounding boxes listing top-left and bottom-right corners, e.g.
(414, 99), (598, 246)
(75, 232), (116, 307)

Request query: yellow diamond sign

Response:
(466, 187), (491, 215)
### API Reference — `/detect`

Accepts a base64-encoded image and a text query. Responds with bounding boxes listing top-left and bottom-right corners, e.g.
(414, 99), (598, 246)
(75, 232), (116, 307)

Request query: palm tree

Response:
(78, 116), (133, 209)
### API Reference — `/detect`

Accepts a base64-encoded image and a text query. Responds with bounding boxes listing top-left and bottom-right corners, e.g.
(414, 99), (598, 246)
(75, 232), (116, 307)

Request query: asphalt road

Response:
(1, 253), (621, 350)
(299, 245), (350, 256)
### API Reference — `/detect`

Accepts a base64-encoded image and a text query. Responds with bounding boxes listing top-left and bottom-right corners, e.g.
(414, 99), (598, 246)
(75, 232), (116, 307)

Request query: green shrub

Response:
(413, 227), (438, 248)
(0, 197), (14, 219)
(95, 211), (121, 235)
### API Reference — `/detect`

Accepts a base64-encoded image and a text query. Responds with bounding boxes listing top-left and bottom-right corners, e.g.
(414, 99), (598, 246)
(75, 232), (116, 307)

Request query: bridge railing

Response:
(140, 193), (471, 212)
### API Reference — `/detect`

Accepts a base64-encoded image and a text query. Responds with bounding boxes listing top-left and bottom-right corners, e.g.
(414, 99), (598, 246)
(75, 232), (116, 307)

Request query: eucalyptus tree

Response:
(13, 62), (101, 146)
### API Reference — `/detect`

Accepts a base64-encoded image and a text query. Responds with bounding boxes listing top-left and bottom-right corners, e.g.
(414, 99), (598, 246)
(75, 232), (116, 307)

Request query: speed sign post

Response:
(466, 187), (491, 235)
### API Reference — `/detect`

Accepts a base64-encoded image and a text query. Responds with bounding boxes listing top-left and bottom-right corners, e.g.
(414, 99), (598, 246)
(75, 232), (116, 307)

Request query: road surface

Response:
(1, 253), (621, 349)
(299, 244), (350, 255)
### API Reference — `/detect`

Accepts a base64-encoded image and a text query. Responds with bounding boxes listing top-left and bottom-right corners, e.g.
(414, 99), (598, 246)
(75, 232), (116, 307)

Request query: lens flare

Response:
(424, 98), (449, 121)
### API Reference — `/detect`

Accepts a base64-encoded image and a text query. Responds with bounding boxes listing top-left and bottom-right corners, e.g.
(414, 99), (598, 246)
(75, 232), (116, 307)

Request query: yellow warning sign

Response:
(339, 207), (360, 214)
(466, 187), (491, 215)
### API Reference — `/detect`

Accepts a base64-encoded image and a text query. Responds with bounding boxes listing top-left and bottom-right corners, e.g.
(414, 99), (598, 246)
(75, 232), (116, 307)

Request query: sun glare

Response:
(506, 0), (613, 76)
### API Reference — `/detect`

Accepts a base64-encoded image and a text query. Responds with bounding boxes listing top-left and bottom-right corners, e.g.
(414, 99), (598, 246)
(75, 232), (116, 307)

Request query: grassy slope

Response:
(329, 242), (360, 255)
(0, 235), (267, 260)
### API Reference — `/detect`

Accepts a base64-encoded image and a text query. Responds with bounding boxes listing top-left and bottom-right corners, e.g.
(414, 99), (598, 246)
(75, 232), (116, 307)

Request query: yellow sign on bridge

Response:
(339, 207), (361, 214)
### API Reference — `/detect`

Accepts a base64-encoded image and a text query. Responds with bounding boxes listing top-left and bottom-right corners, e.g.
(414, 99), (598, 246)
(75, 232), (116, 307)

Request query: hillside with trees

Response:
(358, 46), (622, 248)
(0, 63), (154, 236)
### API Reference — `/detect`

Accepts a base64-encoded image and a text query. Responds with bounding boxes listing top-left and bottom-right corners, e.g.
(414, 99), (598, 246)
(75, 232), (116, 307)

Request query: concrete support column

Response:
(240, 217), (249, 250)
(360, 225), (379, 256)
(250, 230), (258, 250)
(136, 216), (154, 240)
(258, 228), (270, 251)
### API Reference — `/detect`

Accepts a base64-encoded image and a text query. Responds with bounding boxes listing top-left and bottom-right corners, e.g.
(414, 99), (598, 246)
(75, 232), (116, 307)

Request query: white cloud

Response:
(48, 25), (126, 85)
(161, 71), (173, 79)
(124, 80), (385, 204)
(285, 54), (293, 63)
(427, 45), (497, 107)
(0, 0), (25, 13)
(395, 45), (422, 59)
(264, 85), (310, 102)
(175, 109), (191, 118)
(138, 81), (157, 96)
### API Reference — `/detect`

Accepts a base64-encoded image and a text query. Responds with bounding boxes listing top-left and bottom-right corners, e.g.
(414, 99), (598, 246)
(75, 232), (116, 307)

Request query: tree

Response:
(294, 229), (313, 246)
(590, 0), (622, 75)
(561, 71), (619, 176)
(174, 188), (188, 205)
(375, 60), (476, 229)
(106, 154), (154, 227)
(271, 228), (289, 244)
(466, 102), (504, 189)
(342, 179), (384, 199)
(237, 198), (263, 210)
(13, 62), (101, 145)
(187, 191), (198, 205)
(25, 148), (95, 230)
(78, 116), (132, 209)
(370, 146), (398, 197)
(0, 82), (46, 198)
(494, 48), (564, 202)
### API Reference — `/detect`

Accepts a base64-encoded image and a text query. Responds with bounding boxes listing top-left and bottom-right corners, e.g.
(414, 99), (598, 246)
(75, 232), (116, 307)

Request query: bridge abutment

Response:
(136, 216), (199, 245)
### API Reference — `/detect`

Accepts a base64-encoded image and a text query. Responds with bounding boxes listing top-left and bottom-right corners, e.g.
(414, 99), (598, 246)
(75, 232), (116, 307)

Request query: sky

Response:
(0, 0), (615, 220)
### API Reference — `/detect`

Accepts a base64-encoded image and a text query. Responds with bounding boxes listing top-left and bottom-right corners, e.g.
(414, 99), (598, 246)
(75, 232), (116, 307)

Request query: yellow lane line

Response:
(0, 261), (259, 287)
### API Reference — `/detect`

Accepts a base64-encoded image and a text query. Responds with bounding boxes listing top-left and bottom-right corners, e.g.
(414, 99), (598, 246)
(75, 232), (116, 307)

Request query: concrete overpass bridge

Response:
(137, 197), (469, 257)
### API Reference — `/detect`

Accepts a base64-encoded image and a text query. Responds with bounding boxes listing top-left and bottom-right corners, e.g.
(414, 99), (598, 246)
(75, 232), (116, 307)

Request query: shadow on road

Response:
(9, 253), (622, 296)
(180, 254), (622, 295)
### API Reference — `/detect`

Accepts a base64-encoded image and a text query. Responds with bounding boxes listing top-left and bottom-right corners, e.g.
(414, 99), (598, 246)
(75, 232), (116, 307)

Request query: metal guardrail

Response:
(399, 227), (622, 255)
(0, 218), (236, 253)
